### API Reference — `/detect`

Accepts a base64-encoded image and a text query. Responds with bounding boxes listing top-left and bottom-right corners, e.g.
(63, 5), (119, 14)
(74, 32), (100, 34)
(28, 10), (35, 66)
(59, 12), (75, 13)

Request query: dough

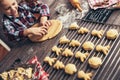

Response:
(88, 57), (102, 69)
(77, 70), (93, 80)
(78, 27), (89, 34)
(69, 22), (79, 30)
(53, 60), (65, 69)
(17, 67), (25, 74)
(62, 48), (74, 57)
(69, 39), (81, 47)
(52, 46), (63, 56)
(82, 41), (94, 51)
(91, 29), (104, 38)
(59, 35), (70, 44)
(0, 67), (33, 80)
(75, 51), (89, 62)
(25, 68), (33, 78)
(96, 45), (110, 55)
(28, 20), (62, 42)
(43, 56), (57, 66)
(65, 63), (77, 75)
(106, 29), (118, 39)
(8, 70), (16, 79)
(0, 72), (8, 80)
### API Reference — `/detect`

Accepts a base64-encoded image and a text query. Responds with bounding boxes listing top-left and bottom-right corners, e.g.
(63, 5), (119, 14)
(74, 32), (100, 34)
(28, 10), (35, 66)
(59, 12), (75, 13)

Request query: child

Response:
(0, 0), (51, 43)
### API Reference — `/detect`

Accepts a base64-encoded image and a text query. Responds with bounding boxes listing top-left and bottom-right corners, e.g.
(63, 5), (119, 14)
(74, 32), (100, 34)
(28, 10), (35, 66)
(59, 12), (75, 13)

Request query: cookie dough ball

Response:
(65, 63), (77, 75)
(106, 29), (118, 39)
(82, 41), (94, 51)
(88, 57), (102, 69)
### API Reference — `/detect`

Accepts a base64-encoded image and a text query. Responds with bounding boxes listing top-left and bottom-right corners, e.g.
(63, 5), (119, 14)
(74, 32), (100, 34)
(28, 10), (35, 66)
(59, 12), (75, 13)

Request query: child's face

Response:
(0, 0), (18, 17)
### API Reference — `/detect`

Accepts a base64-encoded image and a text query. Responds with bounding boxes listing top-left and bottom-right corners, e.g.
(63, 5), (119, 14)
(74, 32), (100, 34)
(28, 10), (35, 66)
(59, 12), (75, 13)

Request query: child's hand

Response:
(40, 20), (52, 28)
(26, 26), (48, 36)
(40, 16), (52, 27)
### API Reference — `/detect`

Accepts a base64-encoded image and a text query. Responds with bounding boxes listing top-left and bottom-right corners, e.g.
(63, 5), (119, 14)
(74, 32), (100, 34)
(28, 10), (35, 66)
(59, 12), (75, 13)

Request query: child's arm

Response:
(23, 26), (48, 37)
(3, 20), (48, 41)
(19, 1), (51, 27)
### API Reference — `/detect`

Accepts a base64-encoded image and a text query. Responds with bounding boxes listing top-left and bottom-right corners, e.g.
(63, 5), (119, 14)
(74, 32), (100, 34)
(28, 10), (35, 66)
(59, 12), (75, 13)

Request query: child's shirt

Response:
(2, 2), (50, 41)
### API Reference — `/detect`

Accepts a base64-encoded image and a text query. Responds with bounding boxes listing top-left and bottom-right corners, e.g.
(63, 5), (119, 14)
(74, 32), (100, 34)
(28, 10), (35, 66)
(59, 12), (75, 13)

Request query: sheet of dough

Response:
(28, 20), (62, 42)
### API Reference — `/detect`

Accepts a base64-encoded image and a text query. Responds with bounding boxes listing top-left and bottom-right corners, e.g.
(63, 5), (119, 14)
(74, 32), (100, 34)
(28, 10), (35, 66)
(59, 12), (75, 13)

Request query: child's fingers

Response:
(39, 28), (48, 35)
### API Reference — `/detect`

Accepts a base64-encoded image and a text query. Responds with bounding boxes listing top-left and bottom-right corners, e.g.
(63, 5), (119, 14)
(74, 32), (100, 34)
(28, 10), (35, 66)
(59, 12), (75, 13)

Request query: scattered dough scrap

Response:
(8, 70), (16, 79)
(52, 46), (63, 56)
(78, 27), (89, 34)
(78, 70), (93, 80)
(0, 72), (8, 80)
(82, 41), (94, 51)
(59, 35), (70, 44)
(17, 67), (25, 74)
(96, 45), (110, 55)
(44, 56), (57, 66)
(69, 39), (81, 47)
(65, 63), (77, 75)
(69, 22), (79, 30)
(53, 60), (65, 69)
(62, 48), (74, 57)
(0, 67), (33, 80)
(106, 29), (118, 39)
(91, 29), (104, 38)
(25, 67), (33, 79)
(88, 57), (102, 69)
(75, 51), (89, 62)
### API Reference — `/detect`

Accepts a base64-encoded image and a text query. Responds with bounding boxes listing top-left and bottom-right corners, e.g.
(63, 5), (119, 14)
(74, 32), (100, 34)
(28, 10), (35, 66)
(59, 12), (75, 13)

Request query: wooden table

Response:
(0, 0), (120, 79)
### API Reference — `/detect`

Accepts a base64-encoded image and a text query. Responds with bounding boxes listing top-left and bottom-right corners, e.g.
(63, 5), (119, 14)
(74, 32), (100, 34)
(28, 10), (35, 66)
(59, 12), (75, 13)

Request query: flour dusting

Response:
(55, 1), (90, 28)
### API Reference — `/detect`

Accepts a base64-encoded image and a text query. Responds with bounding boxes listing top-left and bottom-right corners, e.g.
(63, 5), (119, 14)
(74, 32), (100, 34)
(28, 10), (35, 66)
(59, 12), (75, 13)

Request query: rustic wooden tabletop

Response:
(0, 0), (120, 80)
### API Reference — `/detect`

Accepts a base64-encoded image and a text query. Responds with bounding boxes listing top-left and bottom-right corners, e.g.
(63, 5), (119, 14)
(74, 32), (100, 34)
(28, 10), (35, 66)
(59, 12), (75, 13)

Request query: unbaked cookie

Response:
(106, 29), (118, 39)
(52, 46), (63, 56)
(43, 56), (57, 66)
(96, 45), (110, 55)
(62, 48), (74, 57)
(78, 27), (89, 34)
(77, 70), (93, 80)
(88, 57), (102, 69)
(91, 29), (104, 38)
(69, 39), (81, 47)
(82, 41), (94, 51)
(65, 63), (77, 75)
(69, 22), (79, 30)
(59, 35), (70, 44)
(75, 51), (89, 62)
(53, 60), (65, 69)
